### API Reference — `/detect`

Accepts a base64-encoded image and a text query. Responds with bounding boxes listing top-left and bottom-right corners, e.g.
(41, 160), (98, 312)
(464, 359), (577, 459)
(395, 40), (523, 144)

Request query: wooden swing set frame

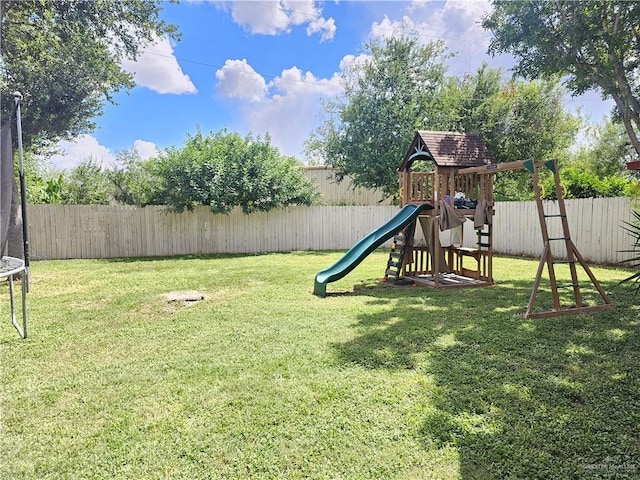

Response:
(459, 158), (614, 319)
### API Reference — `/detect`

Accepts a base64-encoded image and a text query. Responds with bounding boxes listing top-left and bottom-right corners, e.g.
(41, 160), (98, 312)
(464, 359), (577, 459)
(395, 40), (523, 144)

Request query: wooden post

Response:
(550, 160), (582, 307)
(531, 163), (562, 311)
(434, 216), (440, 287)
(448, 169), (455, 205)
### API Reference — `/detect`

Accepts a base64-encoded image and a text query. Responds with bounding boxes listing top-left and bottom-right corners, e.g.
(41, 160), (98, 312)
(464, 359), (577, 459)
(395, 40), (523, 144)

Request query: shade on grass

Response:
(1, 252), (638, 479)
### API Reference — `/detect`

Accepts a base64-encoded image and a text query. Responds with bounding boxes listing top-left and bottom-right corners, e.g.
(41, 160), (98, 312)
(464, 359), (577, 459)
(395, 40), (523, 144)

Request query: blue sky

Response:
(49, 0), (614, 170)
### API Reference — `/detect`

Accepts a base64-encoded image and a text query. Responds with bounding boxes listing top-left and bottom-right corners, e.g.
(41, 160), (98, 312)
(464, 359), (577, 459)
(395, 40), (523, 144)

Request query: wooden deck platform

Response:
(406, 272), (493, 289)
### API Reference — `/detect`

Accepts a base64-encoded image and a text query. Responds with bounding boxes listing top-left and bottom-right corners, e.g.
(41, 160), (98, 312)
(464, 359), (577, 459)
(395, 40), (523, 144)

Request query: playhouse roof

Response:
(398, 131), (493, 171)
(627, 160), (640, 170)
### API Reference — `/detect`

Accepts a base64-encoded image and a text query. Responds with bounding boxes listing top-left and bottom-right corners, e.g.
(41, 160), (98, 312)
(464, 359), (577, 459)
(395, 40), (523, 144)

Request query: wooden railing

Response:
(455, 172), (493, 203)
(404, 246), (432, 276)
(400, 172), (435, 204)
(400, 171), (493, 206)
(455, 173), (480, 198)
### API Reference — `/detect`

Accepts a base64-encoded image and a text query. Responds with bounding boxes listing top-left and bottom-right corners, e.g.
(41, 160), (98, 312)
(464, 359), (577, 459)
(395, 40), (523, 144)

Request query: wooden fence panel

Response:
(493, 197), (635, 264)
(26, 199), (636, 264)
(26, 205), (400, 260)
(303, 167), (393, 205)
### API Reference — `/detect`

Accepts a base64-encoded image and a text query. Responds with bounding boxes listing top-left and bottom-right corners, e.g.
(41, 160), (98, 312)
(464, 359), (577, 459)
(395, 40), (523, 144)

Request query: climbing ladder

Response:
(384, 222), (416, 283)
(525, 159), (614, 318)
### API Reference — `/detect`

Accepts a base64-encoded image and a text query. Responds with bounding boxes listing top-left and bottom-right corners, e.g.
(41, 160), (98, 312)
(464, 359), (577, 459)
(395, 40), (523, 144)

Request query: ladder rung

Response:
(553, 260), (576, 264)
(544, 214), (566, 218)
(477, 243), (491, 248)
(549, 237), (570, 241)
(389, 253), (402, 259)
(477, 232), (490, 236)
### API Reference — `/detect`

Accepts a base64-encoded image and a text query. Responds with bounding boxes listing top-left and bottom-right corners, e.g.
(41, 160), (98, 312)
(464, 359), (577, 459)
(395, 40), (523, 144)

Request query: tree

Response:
(571, 119), (637, 178)
(109, 149), (160, 206)
(146, 129), (317, 214)
(483, 0), (640, 159)
(308, 41), (579, 200)
(539, 166), (634, 200)
(305, 34), (451, 199)
(438, 66), (579, 200)
(0, 0), (177, 150)
(438, 65), (578, 162)
(540, 119), (640, 199)
(61, 160), (112, 205)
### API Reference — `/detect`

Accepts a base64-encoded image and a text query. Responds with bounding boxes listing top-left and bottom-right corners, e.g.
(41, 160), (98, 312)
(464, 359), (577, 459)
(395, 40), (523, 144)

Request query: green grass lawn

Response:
(1, 251), (638, 479)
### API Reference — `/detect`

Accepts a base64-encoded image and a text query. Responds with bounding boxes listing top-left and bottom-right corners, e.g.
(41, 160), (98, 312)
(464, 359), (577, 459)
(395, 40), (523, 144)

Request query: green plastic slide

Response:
(313, 203), (433, 297)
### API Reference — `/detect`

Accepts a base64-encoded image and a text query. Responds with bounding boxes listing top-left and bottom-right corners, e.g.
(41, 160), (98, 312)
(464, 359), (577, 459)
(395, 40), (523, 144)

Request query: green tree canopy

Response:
(438, 65), (578, 165)
(0, 0), (177, 150)
(305, 34), (451, 199)
(21, 132), (318, 211)
(437, 65), (579, 200)
(483, 0), (640, 158)
(307, 34), (579, 200)
(60, 159), (112, 205)
(108, 149), (160, 207)
(145, 129), (317, 214)
(539, 165), (635, 200)
(571, 119), (638, 178)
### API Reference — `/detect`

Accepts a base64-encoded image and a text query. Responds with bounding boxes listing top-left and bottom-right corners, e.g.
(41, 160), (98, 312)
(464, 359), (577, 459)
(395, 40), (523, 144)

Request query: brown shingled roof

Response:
(399, 131), (493, 171)
(627, 160), (640, 170)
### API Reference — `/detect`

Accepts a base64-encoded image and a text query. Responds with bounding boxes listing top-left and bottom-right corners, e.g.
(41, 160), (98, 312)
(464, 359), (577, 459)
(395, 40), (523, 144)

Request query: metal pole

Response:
(14, 92), (29, 292)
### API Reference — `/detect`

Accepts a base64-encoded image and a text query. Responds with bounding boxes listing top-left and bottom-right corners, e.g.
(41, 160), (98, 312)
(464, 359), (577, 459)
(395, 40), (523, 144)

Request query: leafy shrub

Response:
(148, 129), (318, 214)
(541, 166), (637, 199)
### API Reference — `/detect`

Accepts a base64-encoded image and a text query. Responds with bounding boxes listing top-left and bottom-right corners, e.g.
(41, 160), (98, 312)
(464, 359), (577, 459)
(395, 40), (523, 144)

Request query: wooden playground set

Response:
(314, 130), (615, 319)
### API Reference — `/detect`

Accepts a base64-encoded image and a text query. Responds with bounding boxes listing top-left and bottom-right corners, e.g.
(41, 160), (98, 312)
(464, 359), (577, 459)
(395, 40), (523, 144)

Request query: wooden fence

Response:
(27, 205), (398, 260)
(26, 197), (637, 264)
(493, 196), (635, 264)
(303, 167), (392, 205)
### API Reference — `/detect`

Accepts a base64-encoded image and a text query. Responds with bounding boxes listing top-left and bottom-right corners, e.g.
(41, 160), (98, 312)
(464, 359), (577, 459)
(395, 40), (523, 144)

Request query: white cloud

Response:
(245, 66), (342, 158)
(307, 16), (336, 42)
(219, 0), (336, 41)
(48, 135), (116, 170)
(216, 57), (345, 159)
(226, 1), (289, 34)
(47, 137), (159, 170)
(336, 53), (371, 86)
(339, 53), (370, 73)
(270, 66), (341, 96)
(409, 0), (431, 11)
(133, 140), (159, 160)
(428, 0), (492, 51)
(369, 1), (494, 73)
(216, 59), (269, 102)
(121, 36), (197, 94)
(370, 15), (417, 40)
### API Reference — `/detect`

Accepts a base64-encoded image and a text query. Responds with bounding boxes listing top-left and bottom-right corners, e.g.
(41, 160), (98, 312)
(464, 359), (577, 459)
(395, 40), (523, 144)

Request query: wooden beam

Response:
(457, 160), (528, 175)
(526, 304), (615, 319)
(457, 159), (551, 175)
